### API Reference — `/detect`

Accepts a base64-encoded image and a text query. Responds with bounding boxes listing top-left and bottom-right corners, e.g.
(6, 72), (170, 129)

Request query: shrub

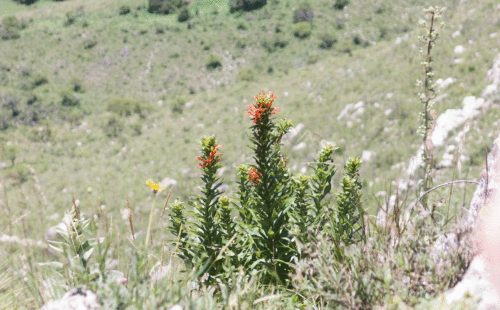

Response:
(107, 98), (144, 117)
(336, 39), (352, 55)
(237, 67), (254, 81)
(236, 21), (247, 30)
(63, 12), (76, 26)
(82, 37), (98, 49)
(102, 115), (124, 137)
(177, 7), (191, 22)
(148, 0), (185, 15)
(130, 122), (142, 136)
(262, 34), (288, 52)
(32, 73), (48, 87)
(333, 0), (348, 10)
(60, 88), (80, 107)
(293, 22), (312, 39)
(319, 32), (337, 49)
(206, 54), (222, 70)
(26, 93), (38, 105)
(236, 38), (247, 49)
(0, 26), (20, 40)
(12, 0), (37, 5)
(2, 16), (20, 29)
(70, 77), (84, 92)
(119, 5), (131, 15)
(229, 0), (267, 13)
(171, 96), (186, 114)
(293, 1), (314, 23)
(13, 163), (30, 183)
(306, 52), (319, 64)
(4, 145), (17, 166)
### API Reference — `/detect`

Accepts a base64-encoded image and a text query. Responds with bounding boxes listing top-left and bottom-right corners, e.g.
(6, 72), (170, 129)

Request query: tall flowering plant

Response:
(244, 91), (295, 285)
(167, 136), (227, 281)
(166, 91), (365, 287)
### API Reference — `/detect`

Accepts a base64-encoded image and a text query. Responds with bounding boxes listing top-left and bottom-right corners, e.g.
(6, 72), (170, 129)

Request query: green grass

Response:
(1, 0), (499, 308)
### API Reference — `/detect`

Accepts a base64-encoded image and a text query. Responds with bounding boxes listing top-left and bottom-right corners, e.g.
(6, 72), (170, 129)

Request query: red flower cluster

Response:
(248, 168), (262, 185)
(197, 144), (222, 169)
(246, 90), (279, 124)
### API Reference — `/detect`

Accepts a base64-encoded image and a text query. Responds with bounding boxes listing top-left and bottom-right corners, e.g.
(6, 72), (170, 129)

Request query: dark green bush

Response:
(236, 21), (247, 30)
(119, 5), (131, 15)
(262, 34), (288, 52)
(107, 98), (144, 117)
(206, 54), (222, 70)
(293, 21), (312, 39)
(319, 32), (337, 49)
(60, 88), (80, 107)
(229, 0), (267, 13)
(70, 77), (84, 93)
(293, 1), (313, 23)
(333, 0), (349, 10)
(177, 7), (191, 22)
(12, 0), (37, 5)
(63, 12), (76, 26)
(32, 73), (48, 87)
(148, 0), (185, 15)
(237, 67), (254, 81)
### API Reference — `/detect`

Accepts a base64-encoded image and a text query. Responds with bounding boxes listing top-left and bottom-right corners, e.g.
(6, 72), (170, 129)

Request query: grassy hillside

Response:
(1, 0), (500, 308)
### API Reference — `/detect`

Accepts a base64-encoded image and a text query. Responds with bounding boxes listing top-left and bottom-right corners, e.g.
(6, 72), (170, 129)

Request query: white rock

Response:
(293, 142), (306, 150)
(483, 84), (498, 97)
(337, 103), (354, 120)
(285, 123), (304, 139)
(490, 33), (497, 38)
(452, 30), (461, 38)
(362, 150), (374, 162)
(437, 77), (455, 89)
(386, 93), (393, 99)
(384, 109), (393, 116)
(454, 58), (464, 64)
(40, 288), (100, 310)
(353, 101), (364, 109)
(120, 208), (130, 220)
(454, 45), (465, 54)
(160, 178), (177, 187)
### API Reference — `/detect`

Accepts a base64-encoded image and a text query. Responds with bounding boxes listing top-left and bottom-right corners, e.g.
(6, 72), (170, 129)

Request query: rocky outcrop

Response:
(439, 133), (500, 309)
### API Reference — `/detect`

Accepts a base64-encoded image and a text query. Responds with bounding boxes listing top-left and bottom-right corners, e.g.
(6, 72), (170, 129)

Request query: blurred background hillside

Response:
(0, 0), (499, 299)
